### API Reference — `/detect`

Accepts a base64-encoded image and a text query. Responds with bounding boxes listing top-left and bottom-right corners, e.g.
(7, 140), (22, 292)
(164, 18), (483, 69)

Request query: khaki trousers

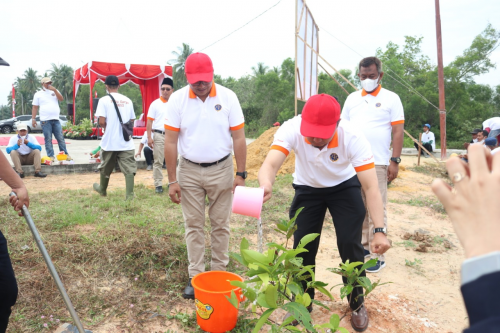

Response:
(177, 156), (234, 278)
(98, 149), (137, 177)
(10, 150), (41, 173)
(361, 165), (388, 261)
(153, 133), (165, 187)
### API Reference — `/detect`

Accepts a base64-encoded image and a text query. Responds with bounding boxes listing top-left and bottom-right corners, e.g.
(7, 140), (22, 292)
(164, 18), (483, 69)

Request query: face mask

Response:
(361, 76), (379, 92)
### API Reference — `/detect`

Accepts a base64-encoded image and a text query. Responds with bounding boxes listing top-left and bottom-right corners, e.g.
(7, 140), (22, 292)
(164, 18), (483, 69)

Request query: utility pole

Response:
(435, 0), (446, 160)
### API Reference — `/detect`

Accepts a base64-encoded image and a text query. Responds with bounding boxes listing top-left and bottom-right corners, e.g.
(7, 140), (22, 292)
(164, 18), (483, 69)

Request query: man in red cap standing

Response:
(164, 53), (247, 299)
(258, 93), (390, 332)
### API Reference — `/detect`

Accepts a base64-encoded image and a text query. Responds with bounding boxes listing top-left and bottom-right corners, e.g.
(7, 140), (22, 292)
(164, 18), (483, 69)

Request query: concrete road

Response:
(0, 133), (255, 165)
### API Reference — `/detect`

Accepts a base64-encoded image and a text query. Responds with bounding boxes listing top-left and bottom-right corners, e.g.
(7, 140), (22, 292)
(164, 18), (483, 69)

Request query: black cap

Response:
(104, 75), (119, 85)
(0, 57), (9, 66)
(470, 128), (481, 134)
(162, 77), (173, 88)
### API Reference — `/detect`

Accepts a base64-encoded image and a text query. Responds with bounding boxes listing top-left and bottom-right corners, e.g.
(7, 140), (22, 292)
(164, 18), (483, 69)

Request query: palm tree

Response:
(168, 43), (194, 89)
(49, 63), (74, 101)
(251, 62), (269, 77)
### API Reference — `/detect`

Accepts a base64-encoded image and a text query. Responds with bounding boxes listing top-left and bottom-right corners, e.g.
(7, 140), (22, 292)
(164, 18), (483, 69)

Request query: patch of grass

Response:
(390, 195), (446, 214)
(395, 240), (416, 248)
(408, 163), (450, 183)
(405, 258), (422, 267)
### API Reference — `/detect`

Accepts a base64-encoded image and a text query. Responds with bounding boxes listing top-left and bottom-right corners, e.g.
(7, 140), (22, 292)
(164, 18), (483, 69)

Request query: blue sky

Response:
(1, 0), (499, 107)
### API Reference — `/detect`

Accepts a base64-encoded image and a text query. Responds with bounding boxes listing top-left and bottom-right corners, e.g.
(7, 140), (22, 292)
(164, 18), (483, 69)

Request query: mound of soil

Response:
(234, 127), (295, 180)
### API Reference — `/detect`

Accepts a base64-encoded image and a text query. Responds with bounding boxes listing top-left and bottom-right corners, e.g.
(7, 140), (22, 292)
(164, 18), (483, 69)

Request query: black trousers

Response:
(290, 175), (366, 310)
(414, 142), (433, 155)
(0, 231), (18, 333)
(143, 146), (165, 167)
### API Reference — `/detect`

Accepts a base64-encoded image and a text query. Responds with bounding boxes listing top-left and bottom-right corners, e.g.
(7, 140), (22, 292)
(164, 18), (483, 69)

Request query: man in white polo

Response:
(259, 93), (390, 332)
(164, 53), (247, 299)
(146, 77), (174, 193)
(31, 77), (71, 162)
(342, 56), (404, 273)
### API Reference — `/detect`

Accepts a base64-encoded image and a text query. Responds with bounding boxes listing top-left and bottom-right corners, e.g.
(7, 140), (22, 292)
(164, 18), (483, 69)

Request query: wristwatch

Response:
(236, 171), (248, 179)
(373, 227), (387, 235)
(390, 157), (401, 164)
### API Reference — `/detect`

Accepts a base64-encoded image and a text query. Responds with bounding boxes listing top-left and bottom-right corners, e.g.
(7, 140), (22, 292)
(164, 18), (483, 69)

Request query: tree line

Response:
(2, 24), (499, 148)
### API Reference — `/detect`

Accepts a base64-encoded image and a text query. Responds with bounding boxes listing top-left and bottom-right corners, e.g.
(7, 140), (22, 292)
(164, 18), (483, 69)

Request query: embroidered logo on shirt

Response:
(52, 93), (55, 96)
(214, 104), (222, 111)
(330, 153), (339, 162)
(376, 103), (381, 107)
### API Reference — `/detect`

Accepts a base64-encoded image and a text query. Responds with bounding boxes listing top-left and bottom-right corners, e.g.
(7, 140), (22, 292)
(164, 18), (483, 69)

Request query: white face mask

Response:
(20, 136), (26, 139)
(360, 76), (379, 92)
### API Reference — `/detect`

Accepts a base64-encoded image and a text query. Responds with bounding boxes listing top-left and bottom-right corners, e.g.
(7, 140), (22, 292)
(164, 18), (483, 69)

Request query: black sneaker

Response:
(155, 186), (164, 194)
(182, 278), (194, 299)
(34, 172), (47, 178)
(17, 172), (25, 178)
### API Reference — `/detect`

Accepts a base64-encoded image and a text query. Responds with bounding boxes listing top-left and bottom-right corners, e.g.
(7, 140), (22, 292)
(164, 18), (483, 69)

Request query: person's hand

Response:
(147, 137), (154, 149)
(9, 187), (29, 217)
(32, 119), (37, 128)
(232, 176), (245, 193)
(23, 139), (28, 145)
(387, 161), (399, 182)
(17, 138), (22, 146)
(371, 233), (391, 255)
(168, 182), (182, 204)
(46, 85), (56, 91)
(432, 144), (500, 259)
(94, 151), (100, 158)
(134, 152), (140, 159)
(261, 182), (273, 203)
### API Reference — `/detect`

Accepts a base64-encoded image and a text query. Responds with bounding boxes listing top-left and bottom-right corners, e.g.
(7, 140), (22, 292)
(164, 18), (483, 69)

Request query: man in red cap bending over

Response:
(164, 53), (247, 299)
(258, 94), (390, 332)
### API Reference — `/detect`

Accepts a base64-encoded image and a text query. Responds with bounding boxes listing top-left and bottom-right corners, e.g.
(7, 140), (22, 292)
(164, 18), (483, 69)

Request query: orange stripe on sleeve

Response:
(164, 124), (180, 132)
(230, 123), (245, 131)
(391, 120), (405, 125)
(147, 117), (155, 121)
(270, 145), (290, 157)
(354, 162), (375, 172)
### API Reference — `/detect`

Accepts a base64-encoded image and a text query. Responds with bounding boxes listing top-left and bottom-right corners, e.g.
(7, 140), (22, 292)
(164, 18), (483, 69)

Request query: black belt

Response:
(183, 154), (230, 167)
(153, 129), (165, 135)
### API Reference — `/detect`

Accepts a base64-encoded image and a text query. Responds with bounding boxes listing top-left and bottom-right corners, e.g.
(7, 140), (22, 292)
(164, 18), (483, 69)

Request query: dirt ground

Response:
(2, 154), (469, 333)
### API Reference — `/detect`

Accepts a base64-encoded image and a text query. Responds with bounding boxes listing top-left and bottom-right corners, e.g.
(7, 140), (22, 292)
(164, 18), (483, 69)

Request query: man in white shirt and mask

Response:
(342, 56), (404, 273)
(414, 124), (435, 158)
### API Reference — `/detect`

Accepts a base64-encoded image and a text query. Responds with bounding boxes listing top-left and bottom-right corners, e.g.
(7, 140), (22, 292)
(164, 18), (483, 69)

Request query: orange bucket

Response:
(191, 271), (244, 333)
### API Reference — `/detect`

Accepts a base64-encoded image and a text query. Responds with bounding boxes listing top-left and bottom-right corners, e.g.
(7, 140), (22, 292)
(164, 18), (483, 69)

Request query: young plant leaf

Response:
(311, 299), (330, 311)
(224, 290), (239, 309)
(265, 283), (279, 308)
(329, 313), (340, 328)
(281, 302), (317, 332)
(296, 233), (320, 249)
(252, 308), (275, 333)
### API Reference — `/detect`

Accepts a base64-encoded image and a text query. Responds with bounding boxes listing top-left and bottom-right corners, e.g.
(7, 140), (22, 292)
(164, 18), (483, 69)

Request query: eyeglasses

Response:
(161, 88), (171, 91)
(190, 81), (211, 87)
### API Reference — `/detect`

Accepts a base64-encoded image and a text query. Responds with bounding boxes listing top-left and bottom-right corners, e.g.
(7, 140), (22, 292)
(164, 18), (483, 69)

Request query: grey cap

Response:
(0, 57), (9, 66)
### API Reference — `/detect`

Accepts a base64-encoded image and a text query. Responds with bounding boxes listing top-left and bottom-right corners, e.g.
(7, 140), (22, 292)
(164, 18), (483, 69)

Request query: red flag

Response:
(12, 84), (15, 117)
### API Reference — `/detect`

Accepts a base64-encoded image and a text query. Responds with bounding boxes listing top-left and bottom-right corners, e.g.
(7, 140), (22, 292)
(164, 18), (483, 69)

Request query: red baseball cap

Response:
(185, 53), (214, 84)
(300, 94), (341, 139)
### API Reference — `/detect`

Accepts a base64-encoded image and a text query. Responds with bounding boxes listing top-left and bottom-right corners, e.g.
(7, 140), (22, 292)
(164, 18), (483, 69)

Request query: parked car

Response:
(13, 115), (68, 133)
(0, 115), (32, 134)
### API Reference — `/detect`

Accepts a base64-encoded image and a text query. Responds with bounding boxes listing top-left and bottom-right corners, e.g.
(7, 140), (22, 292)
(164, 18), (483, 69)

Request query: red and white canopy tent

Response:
(72, 61), (173, 125)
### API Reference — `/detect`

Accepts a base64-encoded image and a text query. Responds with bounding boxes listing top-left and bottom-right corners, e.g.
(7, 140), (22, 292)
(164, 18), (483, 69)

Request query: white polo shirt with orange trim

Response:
(147, 97), (168, 131)
(164, 83), (245, 163)
(341, 85), (404, 166)
(271, 116), (375, 188)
